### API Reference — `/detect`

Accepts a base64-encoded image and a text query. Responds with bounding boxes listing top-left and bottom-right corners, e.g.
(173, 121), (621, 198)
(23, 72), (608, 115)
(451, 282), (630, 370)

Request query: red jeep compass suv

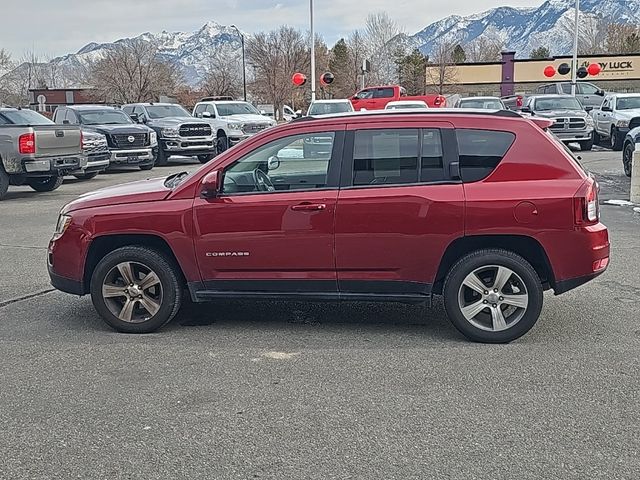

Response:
(48, 110), (610, 343)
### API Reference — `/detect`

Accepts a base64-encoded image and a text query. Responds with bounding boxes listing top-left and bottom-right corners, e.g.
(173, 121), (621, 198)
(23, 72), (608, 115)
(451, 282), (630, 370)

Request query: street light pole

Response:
(571, 0), (580, 96)
(230, 25), (247, 101)
(310, 0), (316, 102)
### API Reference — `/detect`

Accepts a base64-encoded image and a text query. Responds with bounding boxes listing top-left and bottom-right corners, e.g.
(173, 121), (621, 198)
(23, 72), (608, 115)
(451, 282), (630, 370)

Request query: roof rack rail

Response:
(290, 108), (524, 123)
(200, 96), (235, 102)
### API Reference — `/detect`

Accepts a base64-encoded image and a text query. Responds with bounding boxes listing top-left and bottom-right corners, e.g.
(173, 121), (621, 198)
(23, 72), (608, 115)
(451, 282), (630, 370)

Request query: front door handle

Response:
(291, 203), (326, 211)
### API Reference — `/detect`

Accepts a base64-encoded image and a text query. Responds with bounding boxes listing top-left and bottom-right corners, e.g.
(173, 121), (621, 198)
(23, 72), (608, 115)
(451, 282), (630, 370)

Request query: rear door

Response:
(371, 87), (395, 109)
(334, 121), (464, 298)
(578, 83), (603, 108)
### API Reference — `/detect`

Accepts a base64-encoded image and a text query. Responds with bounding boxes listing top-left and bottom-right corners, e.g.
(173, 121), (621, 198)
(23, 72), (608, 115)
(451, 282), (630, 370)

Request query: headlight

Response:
(585, 116), (594, 127)
(53, 214), (72, 239)
(617, 120), (630, 128)
(161, 128), (178, 138)
(150, 131), (158, 145)
(269, 120), (277, 127)
(228, 123), (244, 131)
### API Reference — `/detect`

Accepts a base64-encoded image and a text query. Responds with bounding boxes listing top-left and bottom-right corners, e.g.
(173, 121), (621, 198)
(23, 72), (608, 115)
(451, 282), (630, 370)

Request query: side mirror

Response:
(200, 170), (221, 199)
(267, 155), (280, 170)
(129, 113), (139, 123)
(521, 106), (532, 113)
(202, 111), (214, 119)
(260, 110), (267, 115)
(597, 89), (605, 97)
(585, 106), (593, 112)
(601, 105), (612, 112)
(62, 119), (70, 125)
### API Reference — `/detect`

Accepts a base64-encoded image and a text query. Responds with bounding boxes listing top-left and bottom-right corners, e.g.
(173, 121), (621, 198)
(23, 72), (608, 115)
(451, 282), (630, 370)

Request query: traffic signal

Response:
(292, 72), (307, 86)
(320, 72), (335, 86)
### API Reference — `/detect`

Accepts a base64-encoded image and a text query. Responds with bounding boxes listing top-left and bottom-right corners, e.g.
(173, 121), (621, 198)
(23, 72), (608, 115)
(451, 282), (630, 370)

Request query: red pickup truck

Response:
(350, 85), (446, 110)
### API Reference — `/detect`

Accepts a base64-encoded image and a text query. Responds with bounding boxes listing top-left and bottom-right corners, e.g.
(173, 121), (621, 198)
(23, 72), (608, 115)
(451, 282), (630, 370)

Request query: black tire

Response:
(139, 164), (154, 171)
(443, 249), (544, 344)
(90, 246), (183, 333)
(579, 137), (593, 151)
(611, 127), (624, 151)
(0, 166), (9, 200)
(155, 148), (169, 166)
(27, 175), (63, 192)
(623, 142), (634, 178)
(198, 154), (214, 164)
(73, 171), (99, 181)
(216, 132), (229, 155)
(592, 130), (600, 145)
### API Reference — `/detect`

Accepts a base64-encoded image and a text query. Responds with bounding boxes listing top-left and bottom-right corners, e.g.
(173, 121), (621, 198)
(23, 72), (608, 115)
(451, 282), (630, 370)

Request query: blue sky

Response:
(1, 0), (540, 58)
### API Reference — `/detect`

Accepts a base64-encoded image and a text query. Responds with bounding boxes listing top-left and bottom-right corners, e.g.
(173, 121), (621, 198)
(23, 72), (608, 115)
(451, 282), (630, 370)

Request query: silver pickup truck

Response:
(0, 108), (82, 200)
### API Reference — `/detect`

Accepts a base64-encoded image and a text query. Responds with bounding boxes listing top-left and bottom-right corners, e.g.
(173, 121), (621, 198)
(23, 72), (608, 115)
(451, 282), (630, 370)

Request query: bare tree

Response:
(426, 41), (458, 94)
(606, 23), (640, 54)
(0, 49), (12, 75)
(87, 40), (182, 103)
(247, 26), (310, 119)
(347, 30), (368, 92)
(561, 14), (609, 55)
(201, 45), (242, 98)
(363, 12), (405, 85)
(465, 35), (505, 63)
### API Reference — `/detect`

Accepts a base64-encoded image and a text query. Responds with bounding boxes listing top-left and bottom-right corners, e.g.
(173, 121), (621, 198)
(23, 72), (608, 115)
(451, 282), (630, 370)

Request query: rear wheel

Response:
(443, 249), (543, 343)
(0, 167), (9, 200)
(73, 171), (99, 181)
(90, 246), (183, 333)
(27, 175), (63, 192)
(623, 142), (634, 177)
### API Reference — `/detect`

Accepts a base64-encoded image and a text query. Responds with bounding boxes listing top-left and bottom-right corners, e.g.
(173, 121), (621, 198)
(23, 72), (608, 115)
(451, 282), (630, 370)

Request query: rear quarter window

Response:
(457, 129), (515, 183)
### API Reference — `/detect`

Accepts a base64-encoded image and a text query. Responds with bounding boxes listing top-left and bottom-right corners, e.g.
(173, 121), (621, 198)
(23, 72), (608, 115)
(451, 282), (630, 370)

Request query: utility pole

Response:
(310, 0), (316, 102)
(571, 0), (580, 96)
(230, 25), (247, 101)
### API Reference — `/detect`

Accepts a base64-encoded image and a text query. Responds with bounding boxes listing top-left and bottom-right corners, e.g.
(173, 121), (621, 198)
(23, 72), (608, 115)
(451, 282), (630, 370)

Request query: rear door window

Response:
(353, 129), (420, 185)
(456, 129), (515, 182)
(374, 88), (395, 99)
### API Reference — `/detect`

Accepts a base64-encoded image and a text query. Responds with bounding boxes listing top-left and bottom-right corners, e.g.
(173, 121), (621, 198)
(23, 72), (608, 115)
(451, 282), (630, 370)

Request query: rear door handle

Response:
(291, 203), (326, 211)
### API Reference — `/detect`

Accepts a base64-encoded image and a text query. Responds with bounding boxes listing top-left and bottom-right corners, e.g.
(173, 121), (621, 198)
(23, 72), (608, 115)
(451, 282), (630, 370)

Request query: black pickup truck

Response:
(53, 105), (158, 171)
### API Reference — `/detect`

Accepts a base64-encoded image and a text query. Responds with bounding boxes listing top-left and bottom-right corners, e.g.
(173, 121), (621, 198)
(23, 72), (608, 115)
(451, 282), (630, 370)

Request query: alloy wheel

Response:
(101, 261), (163, 323)
(457, 265), (529, 332)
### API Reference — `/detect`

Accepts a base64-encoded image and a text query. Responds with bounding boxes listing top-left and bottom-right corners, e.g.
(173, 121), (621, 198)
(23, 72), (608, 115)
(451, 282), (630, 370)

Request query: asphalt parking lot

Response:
(1, 150), (639, 479)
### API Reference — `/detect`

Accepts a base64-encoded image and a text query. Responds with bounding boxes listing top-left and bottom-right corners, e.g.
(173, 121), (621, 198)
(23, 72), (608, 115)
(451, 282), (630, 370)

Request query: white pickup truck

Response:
(590, 93), (640, 151)
(193, 99), (277, 153)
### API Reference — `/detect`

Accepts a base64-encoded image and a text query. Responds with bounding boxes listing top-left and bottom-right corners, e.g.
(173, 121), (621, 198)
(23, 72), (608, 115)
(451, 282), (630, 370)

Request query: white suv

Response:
(193, 100), (276, 151)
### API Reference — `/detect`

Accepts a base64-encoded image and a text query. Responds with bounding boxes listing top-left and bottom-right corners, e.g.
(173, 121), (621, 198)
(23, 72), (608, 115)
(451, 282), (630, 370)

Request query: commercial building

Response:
(28, 88), (99, 115)
(428, 52), (640, 97)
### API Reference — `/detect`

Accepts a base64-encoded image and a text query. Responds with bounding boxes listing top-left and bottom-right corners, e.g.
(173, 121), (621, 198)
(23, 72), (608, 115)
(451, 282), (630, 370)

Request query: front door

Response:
(335, 124), (465, 298)
(193, 128), (344, 296)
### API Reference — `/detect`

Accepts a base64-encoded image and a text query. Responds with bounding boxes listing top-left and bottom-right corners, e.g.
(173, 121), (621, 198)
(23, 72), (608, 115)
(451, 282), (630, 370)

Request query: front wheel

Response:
(579, 137), (593, 151)
(90, 246), (183, 333)
(443, 249), (544, 343)
(216, 133), (229, 155)
(139, 164), (154, 171)
(198, 154), (214, 164)
(611, 127), (624, 151)
(0, 167), (9, 200)
(27, 176), (63, 192)
(155, 148), (169, 166)
(623, 142), (634, 177)
(592, 130), (600, 145)
(73, 171), (99, 181)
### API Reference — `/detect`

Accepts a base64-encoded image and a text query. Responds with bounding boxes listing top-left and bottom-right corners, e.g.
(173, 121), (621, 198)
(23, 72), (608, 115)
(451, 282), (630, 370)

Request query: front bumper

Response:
(554, 129), (594, 142)
(161, 137), (216, 154)
(229, 134), (251, 147)
(48, 265), (84, 296)
(109, 148), (154, 166)
(72, 153), (110, 174)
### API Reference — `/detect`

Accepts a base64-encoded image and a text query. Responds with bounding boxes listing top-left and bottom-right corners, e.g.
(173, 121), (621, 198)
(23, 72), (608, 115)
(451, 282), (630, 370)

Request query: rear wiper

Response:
(164, 171), (189, 188)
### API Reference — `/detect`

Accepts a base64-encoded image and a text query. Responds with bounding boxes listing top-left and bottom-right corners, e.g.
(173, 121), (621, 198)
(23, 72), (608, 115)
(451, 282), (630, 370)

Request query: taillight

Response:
(18, 133), (36, 154)
(434, 96), (446, 107)
(573, 178), (599, 226)
(516, 96), (523, 108)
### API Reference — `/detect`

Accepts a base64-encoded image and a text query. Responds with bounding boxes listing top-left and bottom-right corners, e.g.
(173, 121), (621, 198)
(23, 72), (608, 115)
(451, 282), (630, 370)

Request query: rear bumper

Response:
(554, 271), (606, 295)
(21, 156), (82, 175)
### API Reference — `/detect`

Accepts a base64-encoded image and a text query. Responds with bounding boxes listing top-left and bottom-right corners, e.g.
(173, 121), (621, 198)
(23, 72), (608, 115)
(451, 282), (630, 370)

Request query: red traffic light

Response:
(587, 63), (602, 76)
(320, 72), (335, 86)
(292, 72), (307, 86)
(544, 66), (556, 78)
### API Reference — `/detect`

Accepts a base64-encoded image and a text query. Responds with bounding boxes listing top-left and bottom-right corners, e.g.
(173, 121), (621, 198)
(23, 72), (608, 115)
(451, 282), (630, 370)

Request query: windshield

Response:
(217, 102), (260, 116)
(616, 97), (640, 110)
(146, 105), (191, 118)
(460, 99), (504, 109)
(534, 97), (583, 111)
(79, 110), (133, 125)
(308, 102), (353, 115)
(0, 109), (53, 125)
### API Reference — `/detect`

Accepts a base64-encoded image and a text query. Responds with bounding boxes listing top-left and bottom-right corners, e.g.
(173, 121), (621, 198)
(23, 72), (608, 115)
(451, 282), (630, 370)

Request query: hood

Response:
(85, 124), (153, 135)
(63, 177), (171, 213)
(147, 117), (208, 127)
(534, 109), (589, 118)
(81, 129), (106, 142)
(221, 114), (273, 123)
(614, 110), (640, 119)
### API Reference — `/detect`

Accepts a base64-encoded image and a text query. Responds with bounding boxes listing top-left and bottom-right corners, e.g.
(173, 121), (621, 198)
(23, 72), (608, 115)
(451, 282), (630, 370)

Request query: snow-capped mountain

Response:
(51, 21), (243, 86)
(411, 0), (640, 57)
